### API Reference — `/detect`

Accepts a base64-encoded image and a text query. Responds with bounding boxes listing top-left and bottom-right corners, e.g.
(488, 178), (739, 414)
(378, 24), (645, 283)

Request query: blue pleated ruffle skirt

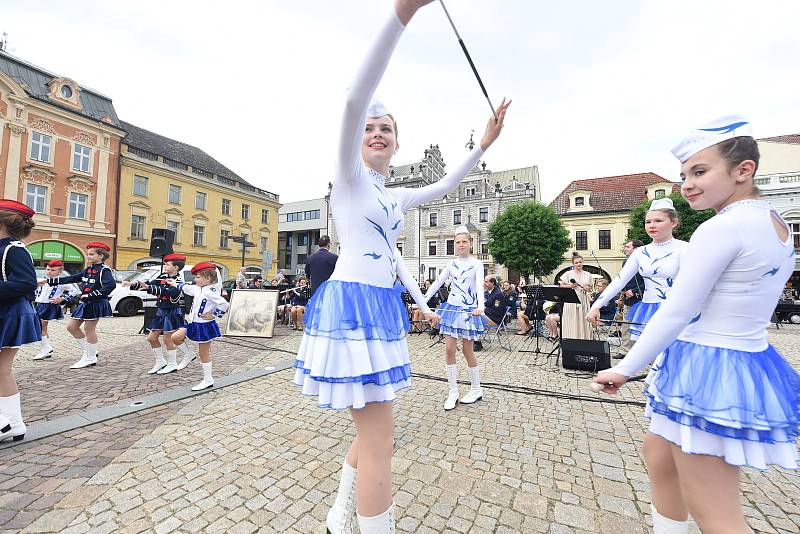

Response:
(186, 321), (221, 343)
(293, 280), (413, 410)
(1, 298), (42, 348)
(35, 302), (64, 321)
(437, 302), (487, 341)
(149, 307), (186, 332)
(645, 339), (800, 469)
(72, 300), (112, 320)
(627, 301), (661, 339)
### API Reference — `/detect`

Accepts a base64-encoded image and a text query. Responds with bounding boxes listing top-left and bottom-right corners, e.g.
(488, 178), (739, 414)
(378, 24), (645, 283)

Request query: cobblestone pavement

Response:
(1, 316), (798, 533)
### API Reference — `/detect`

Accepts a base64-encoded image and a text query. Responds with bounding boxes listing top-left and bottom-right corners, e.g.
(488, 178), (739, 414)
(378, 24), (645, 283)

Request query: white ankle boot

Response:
(460, 365), (483, 404)
(325, 459), (357, 533)
(157, 349), (178, 374)
(70, 343), (97, 369)
(0, 393), (26, 443)
(444, 364), (459, 411)
(651, 504), (689, 533)
(191, 362), (214, 391)
(176, 344), (196, 370)
(148, 347), (167, 374)
(357, 502), (395, 534)
(34, 337), (54, 360)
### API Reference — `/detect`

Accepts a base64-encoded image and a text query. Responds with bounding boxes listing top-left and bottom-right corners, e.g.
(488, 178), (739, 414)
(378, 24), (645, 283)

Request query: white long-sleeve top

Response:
(178, 283), (229, 324)
(591, 238), (688, 310)
(424, 257), (485, 310)
(395, 250), (432, 315)
(329, 11), (484, 290)
(35, 278), (80, 304)
(613, 199), (796, 377)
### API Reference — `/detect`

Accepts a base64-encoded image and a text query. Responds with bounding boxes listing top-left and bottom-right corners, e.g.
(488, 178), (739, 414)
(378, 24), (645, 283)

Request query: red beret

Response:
(191, 261), (218, 275)
(163, 253), (187, 262)
(0, 199), (35, 219)
(86, 242), (111, 252)
(47, 260), (64, 267)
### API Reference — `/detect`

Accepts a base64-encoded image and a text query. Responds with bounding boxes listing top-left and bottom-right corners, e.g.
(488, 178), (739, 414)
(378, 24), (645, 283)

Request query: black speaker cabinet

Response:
(149, 228), (175, 257)
(561, 338), (611, 372)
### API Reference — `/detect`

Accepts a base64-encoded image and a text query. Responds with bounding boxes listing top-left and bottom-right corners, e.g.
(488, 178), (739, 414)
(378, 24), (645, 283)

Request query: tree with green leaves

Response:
(488, 201), (571, 280)
(627, 191), (715, 244)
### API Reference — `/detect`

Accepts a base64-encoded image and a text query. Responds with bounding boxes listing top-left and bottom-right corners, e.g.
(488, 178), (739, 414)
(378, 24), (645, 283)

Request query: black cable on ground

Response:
(410, 372), (647, 407)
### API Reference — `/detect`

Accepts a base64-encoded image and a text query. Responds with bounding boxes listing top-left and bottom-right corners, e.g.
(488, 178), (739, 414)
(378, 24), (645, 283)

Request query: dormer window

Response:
(655, 189), (666, 199)
(60, 85), (73, 99)
(575, 196), (585, 206)
(47, 77), (82, 110)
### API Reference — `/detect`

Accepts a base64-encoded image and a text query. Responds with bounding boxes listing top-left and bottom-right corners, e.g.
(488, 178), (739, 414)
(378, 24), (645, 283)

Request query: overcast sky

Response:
(2, 1), (799, 203)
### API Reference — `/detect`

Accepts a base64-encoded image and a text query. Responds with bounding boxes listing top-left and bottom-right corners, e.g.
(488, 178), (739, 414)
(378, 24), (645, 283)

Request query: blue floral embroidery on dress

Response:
(688, 313), (701, 324)
(651, 252), (673, 266)
(364, 251), (382, 260)
(762, 266), (780, 277)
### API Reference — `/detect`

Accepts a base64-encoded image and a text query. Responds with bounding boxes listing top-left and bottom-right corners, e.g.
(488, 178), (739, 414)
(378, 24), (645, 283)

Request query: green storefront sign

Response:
(27, 241), (84, 263)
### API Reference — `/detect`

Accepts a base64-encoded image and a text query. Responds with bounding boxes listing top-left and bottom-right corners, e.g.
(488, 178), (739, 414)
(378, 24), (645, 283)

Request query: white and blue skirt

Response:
(293, 280), (412, 410)
(627, 301), (660, 339)
(186, 321), (221, 343)
(1, 298), (42, 348)
(35, 302), (64, 321)
(437, 302), (487, 341)
(149, 307), (186, 332)
(645, 340), (800, 470)
(72, 300), (113, 320)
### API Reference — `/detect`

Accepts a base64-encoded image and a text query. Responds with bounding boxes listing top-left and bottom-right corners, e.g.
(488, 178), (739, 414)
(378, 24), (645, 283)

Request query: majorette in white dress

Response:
(591, 235), (688, 339)
(424, 256), (486, 341)
(614, 198), (799, 469)
(177, 282), (228, 343)
(293, 12), (486, 410)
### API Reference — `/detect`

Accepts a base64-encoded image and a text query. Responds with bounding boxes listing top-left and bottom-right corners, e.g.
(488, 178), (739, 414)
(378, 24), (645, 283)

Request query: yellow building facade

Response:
(550, 173), (678, 281)
(117, 122), (280, 280)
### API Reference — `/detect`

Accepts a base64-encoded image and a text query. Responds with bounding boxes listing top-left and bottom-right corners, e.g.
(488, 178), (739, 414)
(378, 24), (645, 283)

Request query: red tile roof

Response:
(758, 134), (800, 144)
(550, 172), (680, 215)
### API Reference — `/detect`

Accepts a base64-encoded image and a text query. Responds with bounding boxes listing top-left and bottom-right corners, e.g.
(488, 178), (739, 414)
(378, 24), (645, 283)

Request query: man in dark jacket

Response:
(475, 276), (506, 351)
(304, 235), (338, 296)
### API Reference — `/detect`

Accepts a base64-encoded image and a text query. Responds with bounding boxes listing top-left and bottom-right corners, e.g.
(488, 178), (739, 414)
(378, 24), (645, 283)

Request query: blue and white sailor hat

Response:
(671, 115), (753, 163)
(454, 225), (470, 237)
(367, 99), (390, 118)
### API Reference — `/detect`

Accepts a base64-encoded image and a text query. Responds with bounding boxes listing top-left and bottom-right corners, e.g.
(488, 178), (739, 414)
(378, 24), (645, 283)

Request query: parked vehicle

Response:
(775, 300), (800, 324)
(110, 266), (196, 317)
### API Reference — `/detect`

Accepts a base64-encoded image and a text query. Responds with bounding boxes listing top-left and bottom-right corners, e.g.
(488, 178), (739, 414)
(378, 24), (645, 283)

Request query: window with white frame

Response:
(68, 192), (88, 219)
(260, 236), (268, 252)
(221, 198), (231, 215)
(575, 230), (588, 250)
(261, 209), (269, 224)
(479, 206), (489, 223)
(72, 144), (91, 173)
(429, 212), (438, 227)
(446, 240), (454, 255)
(166, 220), (180, 242)
(654, 189), (666, 199)
(396, 242), (403, 255)
(453, 209), (462, 225)
(30, 132), (52, 162)
(133, 175), (148, 196)
(481, 243), (488, 254)
(220, 229), (230, 248)
(428, 240), (437, 256)
(575, 196), (585, 206)
(193, 225), (205, 246)
(598, 229), (611, 250)
(465, 186), (476, 196)
(790, 222), (800, 252)
(130, 215), (146, 239)
(168, 184), (181, 204)
(428, 267), (437, 281)
(242, 204), (250, 219)
(195, 191), (206, 210)
(25, 184), (47, 213)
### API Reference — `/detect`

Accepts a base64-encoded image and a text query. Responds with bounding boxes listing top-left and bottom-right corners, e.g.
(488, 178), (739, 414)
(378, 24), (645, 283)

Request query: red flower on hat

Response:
(0, 199), (35, 219)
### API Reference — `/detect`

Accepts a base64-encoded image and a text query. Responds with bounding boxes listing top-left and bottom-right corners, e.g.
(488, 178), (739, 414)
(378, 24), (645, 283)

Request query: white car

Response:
(110, 266), (196, 316)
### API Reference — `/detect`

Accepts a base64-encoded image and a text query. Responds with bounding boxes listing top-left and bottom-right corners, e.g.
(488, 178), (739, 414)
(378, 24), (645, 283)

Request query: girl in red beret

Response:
(0, 199), (41, 442)
(46, 242), (115, 369)
(166, 262), (228, 391)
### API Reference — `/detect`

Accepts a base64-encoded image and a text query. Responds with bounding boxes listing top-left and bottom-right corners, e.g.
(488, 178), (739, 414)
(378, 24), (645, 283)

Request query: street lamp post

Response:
(231, 235), (257, 268)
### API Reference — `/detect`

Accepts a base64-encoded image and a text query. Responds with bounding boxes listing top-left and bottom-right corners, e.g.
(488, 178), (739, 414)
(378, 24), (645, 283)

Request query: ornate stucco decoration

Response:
(66, 175), (96, 195)
(47, 78), (83, 110)
(7, 123), (26, 136)
(73, 130), (96, 146)
(29, 118), (56, 134)
(21, 165), (56, 186)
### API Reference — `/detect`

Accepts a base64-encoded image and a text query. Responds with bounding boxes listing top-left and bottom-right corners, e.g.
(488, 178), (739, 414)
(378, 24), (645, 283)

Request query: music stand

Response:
(519, 285), (547, 354)
(541, 286), (581, 361)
